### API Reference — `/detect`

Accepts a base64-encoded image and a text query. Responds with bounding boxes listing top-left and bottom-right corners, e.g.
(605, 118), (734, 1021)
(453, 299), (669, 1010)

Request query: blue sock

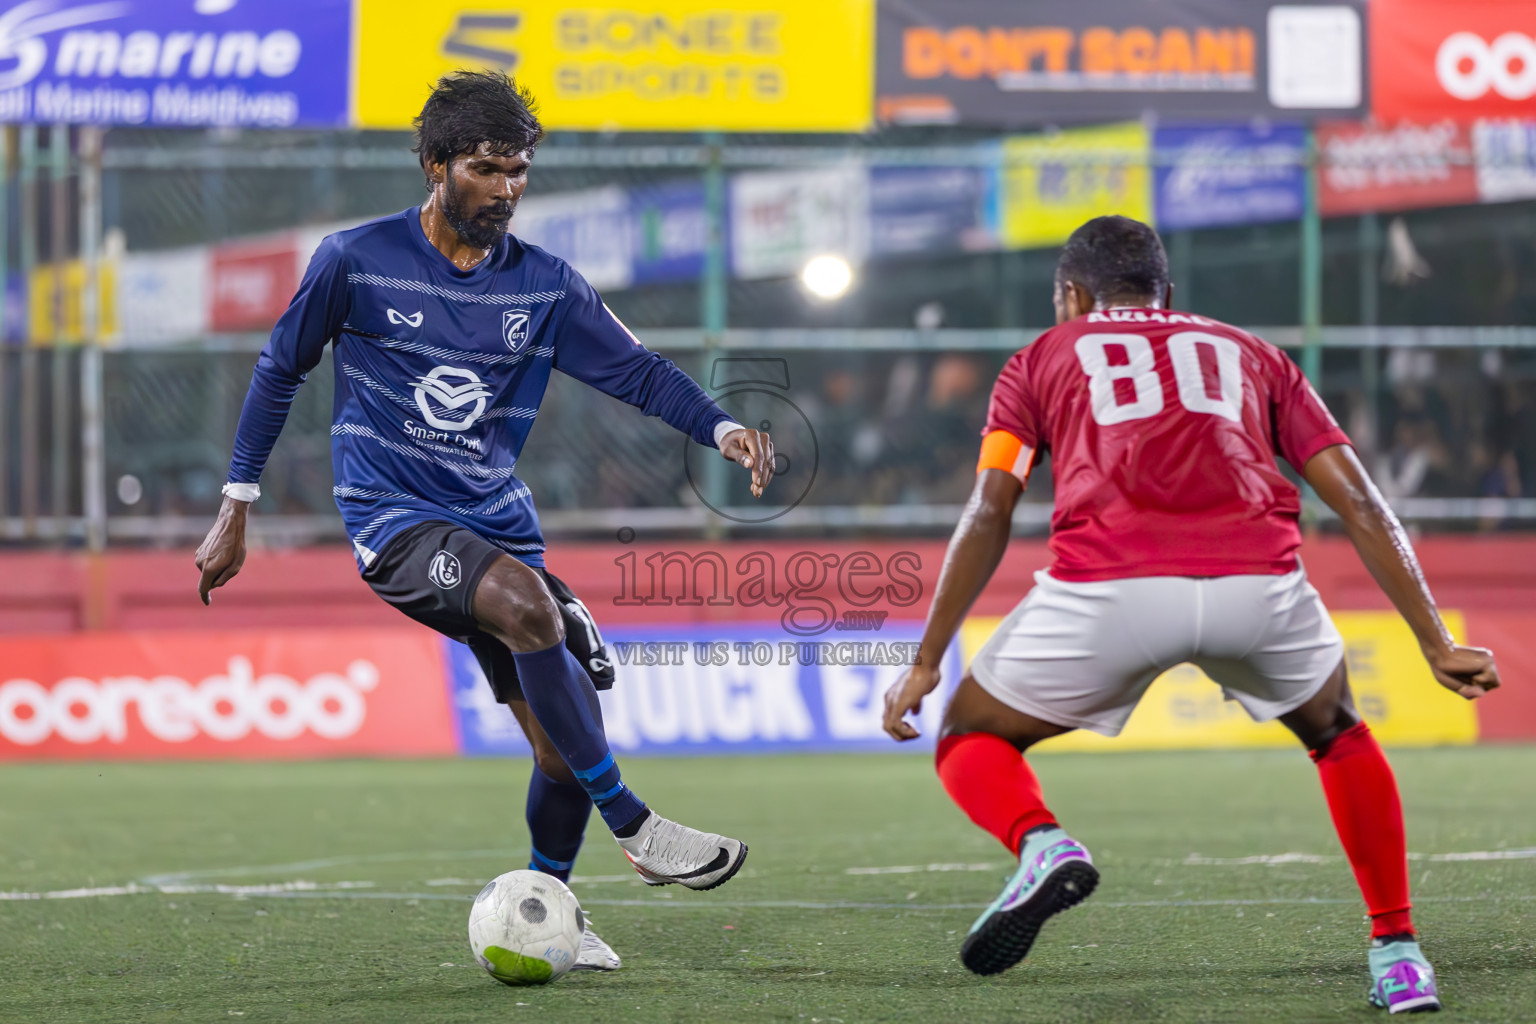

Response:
(510, 641), (647, 832)
(525, 765), (592, 883)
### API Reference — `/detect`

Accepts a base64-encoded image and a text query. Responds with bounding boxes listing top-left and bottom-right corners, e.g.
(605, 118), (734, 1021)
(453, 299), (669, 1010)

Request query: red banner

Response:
(0, 629), (454, 759)
(1317, 120), (1479, 216)
(210, 235), (298, 333)
(1371, 0), (1536, 122)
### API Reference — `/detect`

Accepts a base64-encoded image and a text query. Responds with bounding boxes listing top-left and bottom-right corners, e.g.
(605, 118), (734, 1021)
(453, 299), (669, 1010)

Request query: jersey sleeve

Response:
(1270, 350), (1352, 471)
(227, 233), (349, 484)
(976, 348), (1045, 482)
(551, 267), (729, 448)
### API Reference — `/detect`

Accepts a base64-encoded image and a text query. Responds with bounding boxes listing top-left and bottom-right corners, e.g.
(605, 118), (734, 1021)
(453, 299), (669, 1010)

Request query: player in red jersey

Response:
(882, 216), (1499, 1013)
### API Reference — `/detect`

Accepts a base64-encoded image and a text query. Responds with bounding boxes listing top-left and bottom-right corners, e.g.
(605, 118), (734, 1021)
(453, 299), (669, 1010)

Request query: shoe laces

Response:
(643, 817), (719, 870)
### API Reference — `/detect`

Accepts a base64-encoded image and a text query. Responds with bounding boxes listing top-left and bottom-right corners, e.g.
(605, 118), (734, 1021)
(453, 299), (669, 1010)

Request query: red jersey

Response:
(981, 308), (1350, 581)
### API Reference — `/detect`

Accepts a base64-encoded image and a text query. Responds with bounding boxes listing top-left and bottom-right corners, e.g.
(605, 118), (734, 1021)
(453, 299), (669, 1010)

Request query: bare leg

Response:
(469, 555), (645, 833)
(1277, 658), (1359, 752)
(506, 697), (576, 784)
(1280, 658), (1414, 941)
(941, 673), (1077, 751)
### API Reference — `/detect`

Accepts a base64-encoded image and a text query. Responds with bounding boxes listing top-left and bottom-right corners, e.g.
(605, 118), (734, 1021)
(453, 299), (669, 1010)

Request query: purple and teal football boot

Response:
(1369, 937), (1441, 1014)
(960, 826), (1099, 975)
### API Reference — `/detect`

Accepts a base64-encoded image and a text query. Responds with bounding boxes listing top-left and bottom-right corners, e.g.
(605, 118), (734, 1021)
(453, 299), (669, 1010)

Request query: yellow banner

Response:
(999, 121), (1151, 250)
(353, 1), (873, 132)
(958, 611), (1477, 752)
(28, 261), (117, 346)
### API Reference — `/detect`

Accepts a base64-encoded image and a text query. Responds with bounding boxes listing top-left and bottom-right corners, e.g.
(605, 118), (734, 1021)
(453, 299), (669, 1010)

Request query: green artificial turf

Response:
(2, 749), (1534, 1023)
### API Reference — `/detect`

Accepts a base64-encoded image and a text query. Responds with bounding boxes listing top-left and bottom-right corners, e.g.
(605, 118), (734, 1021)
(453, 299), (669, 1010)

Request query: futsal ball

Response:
(468, 869), (585, 985)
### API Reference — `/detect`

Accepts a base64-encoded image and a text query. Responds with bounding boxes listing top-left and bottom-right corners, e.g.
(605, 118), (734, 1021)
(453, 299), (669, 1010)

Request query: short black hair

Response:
(1055, 215), (1169, 303)
(412, 70), (544, 185)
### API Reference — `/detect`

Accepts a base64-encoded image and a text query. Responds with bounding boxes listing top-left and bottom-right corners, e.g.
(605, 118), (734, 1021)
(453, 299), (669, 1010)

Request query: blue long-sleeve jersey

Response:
(228, 207), (730, 570)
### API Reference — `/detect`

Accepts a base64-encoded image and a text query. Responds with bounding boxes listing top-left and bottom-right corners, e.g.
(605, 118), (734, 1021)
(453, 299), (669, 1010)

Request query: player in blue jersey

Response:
(194, 71), (775, 972)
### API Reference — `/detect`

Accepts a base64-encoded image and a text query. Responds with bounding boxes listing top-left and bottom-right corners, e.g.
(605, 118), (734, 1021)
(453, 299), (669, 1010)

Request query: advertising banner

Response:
(3, 272), (23, 343)
(1370, 0), (1536, 123)
(210, 234), (298, 334)
(511, 186), (634, 291)
(0, 0), (350, 128)
(1153, 122), (1305, 231)
(1316, 120), (1480, 217)
(1000, 121), (1151, 250)
(730, 166), (870, 279)
(629, 179), (712, 286)
(876, 0), (1365, 128)
(114, 247), (208, 346)
(956, 611), (1478, 753)
(26, 259), (116, 344)
(447, 625), (961, 757)
(0, 629), (456, 759)
(1472, 120), (1536, 204)
(869, 164), (999, 257)
(353, 0), (873, 132)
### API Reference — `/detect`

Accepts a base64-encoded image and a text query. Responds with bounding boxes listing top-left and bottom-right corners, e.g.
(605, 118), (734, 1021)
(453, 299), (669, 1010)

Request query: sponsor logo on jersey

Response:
(387, 308), (424, 327)
(428, 549), (462, 590)
(412, 365), (492, 431)
(502, 308), (530, 351)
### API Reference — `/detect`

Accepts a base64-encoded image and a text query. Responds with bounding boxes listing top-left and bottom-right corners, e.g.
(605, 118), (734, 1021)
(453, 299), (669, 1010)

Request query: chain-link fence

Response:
(3, 331), (1531, 547)
(2, 125), (1535, 546)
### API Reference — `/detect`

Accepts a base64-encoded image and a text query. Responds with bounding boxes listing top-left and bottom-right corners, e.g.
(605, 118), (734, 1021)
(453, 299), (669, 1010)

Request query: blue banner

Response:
(445, 624), (962, 758)
(0, 0), (351, 127)
(1153, 123), (1306, 232)
(629, 180), (714, 287)
(869, 165), (997, 258)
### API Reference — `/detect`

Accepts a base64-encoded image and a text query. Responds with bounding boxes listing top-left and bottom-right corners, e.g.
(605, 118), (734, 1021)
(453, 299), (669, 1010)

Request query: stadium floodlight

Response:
(800, 255), (854, 300)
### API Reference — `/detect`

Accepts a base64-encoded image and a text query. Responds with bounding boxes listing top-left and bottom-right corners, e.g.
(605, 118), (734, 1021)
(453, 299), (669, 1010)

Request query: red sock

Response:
(936, 732), (1057, 855)
(1310, 722), (1414, 938)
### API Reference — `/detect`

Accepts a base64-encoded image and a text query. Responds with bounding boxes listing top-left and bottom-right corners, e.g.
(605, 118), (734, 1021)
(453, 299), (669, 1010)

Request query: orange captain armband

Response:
(976, 430), (1035, 486)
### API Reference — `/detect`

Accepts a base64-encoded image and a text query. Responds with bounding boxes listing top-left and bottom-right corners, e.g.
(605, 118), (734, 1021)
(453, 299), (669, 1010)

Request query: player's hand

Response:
(194, 497), (250, 606)
(883, 662), (941, 742)
(719, 427), (775, 498)
(1424, 643), (1499, 700)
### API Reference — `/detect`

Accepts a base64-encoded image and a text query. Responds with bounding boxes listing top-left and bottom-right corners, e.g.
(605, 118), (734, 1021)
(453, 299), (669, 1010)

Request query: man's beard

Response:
(442, 174), (515, 250)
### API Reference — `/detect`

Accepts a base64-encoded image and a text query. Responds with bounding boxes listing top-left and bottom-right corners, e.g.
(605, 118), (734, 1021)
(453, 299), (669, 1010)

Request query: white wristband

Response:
(222, 482), (260, 503)
(713, 420), (747, 449)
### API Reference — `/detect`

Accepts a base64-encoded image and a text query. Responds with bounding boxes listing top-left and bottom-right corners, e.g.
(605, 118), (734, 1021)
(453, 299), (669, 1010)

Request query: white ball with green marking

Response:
(468, 869), (584, 986)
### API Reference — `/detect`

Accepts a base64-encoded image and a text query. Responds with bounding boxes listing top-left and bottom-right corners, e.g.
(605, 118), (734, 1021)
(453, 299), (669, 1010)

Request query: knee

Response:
(1294, 701), (1361, 755)
(476, 564), (565, 652)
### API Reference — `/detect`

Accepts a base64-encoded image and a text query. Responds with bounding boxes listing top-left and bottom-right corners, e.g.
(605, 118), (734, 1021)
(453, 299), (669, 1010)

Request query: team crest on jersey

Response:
(502, 308), (531, 352)
(428, 550), (462, 589)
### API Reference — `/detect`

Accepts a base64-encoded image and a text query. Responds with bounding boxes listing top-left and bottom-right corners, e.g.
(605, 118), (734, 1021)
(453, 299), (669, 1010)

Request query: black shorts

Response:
(362, 520), (614, 703)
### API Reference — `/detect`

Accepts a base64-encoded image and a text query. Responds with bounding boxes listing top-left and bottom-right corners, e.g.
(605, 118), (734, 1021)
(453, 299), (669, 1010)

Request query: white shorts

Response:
(970, 568), (1345, 737)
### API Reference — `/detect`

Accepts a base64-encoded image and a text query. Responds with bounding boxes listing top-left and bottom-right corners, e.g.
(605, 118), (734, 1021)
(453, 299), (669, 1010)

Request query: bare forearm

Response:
(1305, 445), (1452, 656)
(1340, 504), (1452, 656)
(917, 480), (1016, 667)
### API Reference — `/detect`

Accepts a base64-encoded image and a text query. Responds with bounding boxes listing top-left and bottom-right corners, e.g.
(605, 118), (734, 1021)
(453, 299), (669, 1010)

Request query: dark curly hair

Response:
(1056, 215), (1169, 304)
(412, 70), (544, 189)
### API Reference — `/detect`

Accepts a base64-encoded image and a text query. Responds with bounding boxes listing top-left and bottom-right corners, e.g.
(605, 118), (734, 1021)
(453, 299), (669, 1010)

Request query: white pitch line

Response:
(1415, 848), (1536, 862)
(0, 880), (375, 902)
(5, 886), (1536, 913)
(846, 863), (1000, 875)
(139, 850), (522, 887)
(10, 845), (1515, 906)
(1183, 853), (1335, 866)
(1183, 848), (1536, 866)
(125, 846), (1536, 892)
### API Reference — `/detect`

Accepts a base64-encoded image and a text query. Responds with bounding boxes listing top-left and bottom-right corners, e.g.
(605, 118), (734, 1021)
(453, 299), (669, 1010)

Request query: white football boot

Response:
(571, 920), (622, 972)
(615, 812), (748, 890)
